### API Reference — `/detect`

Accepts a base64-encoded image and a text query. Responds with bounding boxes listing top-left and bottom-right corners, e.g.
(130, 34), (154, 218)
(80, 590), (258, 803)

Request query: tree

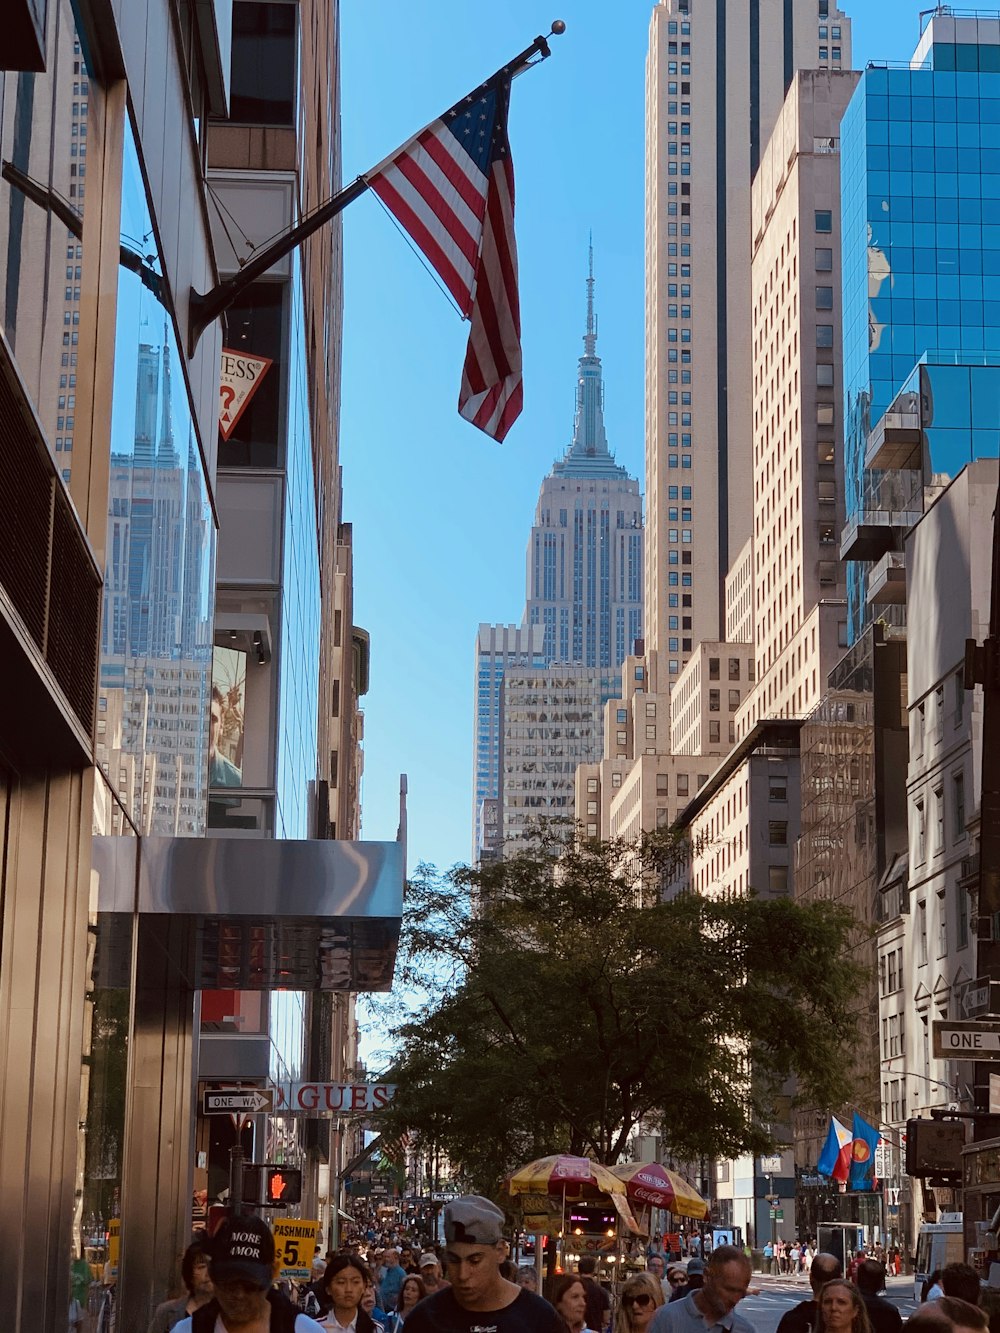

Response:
(372, 829), (863, 1197)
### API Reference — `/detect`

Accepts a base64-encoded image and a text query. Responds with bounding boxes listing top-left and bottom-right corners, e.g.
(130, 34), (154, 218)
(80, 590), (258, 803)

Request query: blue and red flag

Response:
(849, 1112), (881, 1191)
(817, 1116), (852, 1182)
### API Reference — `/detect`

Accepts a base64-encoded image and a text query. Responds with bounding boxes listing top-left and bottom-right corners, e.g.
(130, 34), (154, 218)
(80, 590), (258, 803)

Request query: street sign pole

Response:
(231, 1141), (245, 1217)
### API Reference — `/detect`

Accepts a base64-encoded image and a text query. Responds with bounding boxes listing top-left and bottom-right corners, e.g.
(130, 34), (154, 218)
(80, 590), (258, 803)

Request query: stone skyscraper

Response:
(644, 0), (852, 677)
(522, 248), (644, 668)
(474, 251), (643, 860)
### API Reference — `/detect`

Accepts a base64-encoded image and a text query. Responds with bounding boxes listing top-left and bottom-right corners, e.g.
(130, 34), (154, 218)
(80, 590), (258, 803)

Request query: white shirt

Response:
(322, 1316), (359, 1333)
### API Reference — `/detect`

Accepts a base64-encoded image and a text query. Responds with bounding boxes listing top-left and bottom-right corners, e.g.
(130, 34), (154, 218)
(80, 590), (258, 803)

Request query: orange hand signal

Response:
(270, 1171), (287, 1199)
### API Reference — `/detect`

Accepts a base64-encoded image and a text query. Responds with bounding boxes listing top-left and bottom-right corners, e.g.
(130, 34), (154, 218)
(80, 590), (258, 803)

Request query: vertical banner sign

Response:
(273, 1218), (320, 1280)
(107, 1218), (121, 1273)
(219, 347), (273, 441)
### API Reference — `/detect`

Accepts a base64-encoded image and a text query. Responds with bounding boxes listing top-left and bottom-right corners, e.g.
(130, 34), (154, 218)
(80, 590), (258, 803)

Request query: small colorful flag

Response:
(849, 1113), (881, 1191)
(817, 1116), (852, 1182)
(366, 73), (523, 442)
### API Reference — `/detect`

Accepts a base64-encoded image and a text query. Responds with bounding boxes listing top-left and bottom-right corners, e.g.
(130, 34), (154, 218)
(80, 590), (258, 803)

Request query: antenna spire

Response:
(584, 232), (597, 357)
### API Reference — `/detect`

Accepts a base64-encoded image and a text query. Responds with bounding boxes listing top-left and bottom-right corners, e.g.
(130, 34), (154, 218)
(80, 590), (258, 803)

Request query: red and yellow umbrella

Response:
(507, 1153), (627, 1197)
(609, 1161), (708, 1219)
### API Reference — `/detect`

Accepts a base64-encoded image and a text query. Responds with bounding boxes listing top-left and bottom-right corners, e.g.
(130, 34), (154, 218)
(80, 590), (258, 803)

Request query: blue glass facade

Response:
(97, 121), (216, 835)
(274, 253), (321, 841)
(841, 45), (1000, 636)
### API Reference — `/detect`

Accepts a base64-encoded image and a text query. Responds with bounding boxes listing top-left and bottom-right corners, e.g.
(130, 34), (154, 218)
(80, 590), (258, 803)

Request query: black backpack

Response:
(192, 1288), (301, 1333)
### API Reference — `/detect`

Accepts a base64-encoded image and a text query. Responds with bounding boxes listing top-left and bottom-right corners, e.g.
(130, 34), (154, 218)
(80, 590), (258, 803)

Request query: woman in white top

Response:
(321, 1256), (380, 1333)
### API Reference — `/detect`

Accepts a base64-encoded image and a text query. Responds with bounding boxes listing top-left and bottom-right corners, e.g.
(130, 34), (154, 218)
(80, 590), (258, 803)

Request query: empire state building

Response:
(523, 248), (643, 668)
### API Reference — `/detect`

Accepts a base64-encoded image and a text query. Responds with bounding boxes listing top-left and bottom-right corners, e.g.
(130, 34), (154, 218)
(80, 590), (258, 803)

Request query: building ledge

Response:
(867, 551), (907, 605)
(92, 835), (403, 991)
(840, 511), (920, 562)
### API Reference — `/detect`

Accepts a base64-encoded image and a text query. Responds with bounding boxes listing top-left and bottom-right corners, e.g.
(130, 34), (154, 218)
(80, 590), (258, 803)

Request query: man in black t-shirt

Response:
(403, 1196), (564, 1333)
(577, 1255), (611, 1333)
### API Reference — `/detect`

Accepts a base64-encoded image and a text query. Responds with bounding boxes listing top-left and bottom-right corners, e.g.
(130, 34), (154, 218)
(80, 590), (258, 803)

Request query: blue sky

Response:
(338, 1), (929, 876)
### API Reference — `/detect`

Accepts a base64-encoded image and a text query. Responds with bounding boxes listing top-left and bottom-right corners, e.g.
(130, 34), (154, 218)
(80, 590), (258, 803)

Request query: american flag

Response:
(366, 74), (523, 442)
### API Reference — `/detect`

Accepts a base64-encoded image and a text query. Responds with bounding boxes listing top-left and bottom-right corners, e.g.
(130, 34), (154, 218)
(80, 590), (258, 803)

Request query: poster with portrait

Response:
(210, 646), (246, 787)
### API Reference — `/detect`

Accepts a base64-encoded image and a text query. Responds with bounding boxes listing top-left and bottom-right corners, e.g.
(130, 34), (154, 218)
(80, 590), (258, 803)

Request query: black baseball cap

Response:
(210, 1215), (275, 1288)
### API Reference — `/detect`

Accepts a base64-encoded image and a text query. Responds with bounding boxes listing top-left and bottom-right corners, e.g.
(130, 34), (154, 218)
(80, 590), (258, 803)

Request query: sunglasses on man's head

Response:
(624, 1294), (654, 1308)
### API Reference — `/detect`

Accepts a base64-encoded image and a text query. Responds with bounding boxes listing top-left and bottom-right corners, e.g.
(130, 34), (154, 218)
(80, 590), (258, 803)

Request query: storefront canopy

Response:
(92, 834), (404, 991)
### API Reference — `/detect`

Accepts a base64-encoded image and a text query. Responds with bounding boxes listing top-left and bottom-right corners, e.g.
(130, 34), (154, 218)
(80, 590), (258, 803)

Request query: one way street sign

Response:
(203, 1089), (274, 1115)
(959, 977), (1000, 1019)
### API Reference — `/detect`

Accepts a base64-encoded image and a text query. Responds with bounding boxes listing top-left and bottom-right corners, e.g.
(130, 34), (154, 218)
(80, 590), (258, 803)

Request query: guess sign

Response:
(274, 1082), (396, 1114)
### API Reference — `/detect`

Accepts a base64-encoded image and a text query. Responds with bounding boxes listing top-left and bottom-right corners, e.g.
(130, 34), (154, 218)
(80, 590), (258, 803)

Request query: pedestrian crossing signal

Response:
(242, 1164), (303, 1206)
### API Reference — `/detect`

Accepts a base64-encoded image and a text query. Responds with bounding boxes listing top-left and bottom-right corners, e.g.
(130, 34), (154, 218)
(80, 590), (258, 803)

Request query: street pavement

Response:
(737, 1275), (917, 1333)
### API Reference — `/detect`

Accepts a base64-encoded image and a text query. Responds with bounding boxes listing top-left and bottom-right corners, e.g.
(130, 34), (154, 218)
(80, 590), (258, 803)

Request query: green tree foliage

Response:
(374, 830), (862, 1197)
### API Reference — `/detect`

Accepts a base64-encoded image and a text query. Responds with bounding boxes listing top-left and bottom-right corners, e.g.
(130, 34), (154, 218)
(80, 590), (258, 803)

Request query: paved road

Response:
(737, 1277), (917, 1333)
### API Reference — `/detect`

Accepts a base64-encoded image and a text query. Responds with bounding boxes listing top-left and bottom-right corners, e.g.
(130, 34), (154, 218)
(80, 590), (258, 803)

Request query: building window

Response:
(769, 866), (789, 894)
(587, 777), (598, 793)
(915, 798), (926, 863)
(728, 689), (740, 709)
(816, 324), (834, 347)
(816, 286), (833, 309)
(617, 708), (628, 723)
(677, 774), (689, 797)
(729, 658), (741, 680)
(957, 883), (969, 949)
(815, 247), (833, 271)
(817, 363), (835, 387)
(646, 724), (657, 740)
(709, 690), (720, 712)
(815, 210), (832, 232)
(937, 890), (947, 957)
(917, 900), (928, 965)
(656, 774), (669, 794)
(769, 775), (787, 802)
(709, 721), (720, 744)
(229, 1), (298, 127)
(768, 821), (788, 846)
(953, 772), (965, 840)
(709, 657), (720, 679)
(611, 772), (622, 788)
(934, 787), (945, 852)
(955, 670), (965, 727)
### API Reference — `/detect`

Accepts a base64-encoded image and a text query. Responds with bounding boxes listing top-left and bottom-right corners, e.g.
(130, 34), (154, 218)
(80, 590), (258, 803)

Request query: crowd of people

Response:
(142, 1197), (989, 1333)
(749, 1241), (907, 1282)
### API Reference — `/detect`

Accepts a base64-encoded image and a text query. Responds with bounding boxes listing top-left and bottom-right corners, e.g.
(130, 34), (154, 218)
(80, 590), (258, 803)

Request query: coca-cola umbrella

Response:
(609, 1161), (708, 1220)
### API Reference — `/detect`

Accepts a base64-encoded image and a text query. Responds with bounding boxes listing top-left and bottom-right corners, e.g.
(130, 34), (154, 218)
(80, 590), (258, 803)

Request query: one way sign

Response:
(203, 1088), (274, 1116)
(960, 977), (1000, 1019)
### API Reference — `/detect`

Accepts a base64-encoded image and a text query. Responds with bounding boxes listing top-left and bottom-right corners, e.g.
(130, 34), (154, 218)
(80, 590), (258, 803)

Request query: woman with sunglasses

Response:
(613, 1273), (664, 1333)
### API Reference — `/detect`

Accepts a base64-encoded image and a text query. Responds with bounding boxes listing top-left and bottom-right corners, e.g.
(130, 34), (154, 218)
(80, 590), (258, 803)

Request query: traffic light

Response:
(242, 1163), (303, 1206)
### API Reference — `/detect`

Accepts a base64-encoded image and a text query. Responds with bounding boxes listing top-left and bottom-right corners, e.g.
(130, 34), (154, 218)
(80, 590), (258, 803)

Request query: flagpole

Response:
(187, 23), (565, 353)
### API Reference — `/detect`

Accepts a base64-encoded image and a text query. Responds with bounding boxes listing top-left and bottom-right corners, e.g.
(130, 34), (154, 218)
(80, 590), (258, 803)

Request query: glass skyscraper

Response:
(841, 12), (1000, 636)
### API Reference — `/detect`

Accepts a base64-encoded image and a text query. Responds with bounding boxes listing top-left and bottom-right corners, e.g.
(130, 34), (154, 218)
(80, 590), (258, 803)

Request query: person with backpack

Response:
(173, 1214), (323, 1333)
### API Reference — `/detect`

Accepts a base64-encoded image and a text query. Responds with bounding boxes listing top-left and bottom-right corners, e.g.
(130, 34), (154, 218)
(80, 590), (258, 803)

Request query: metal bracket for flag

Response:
(187, 22), (566, 354)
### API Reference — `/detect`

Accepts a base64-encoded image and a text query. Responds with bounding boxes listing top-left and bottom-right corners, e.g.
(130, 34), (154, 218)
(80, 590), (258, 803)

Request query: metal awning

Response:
(92, 835), (404, 992)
